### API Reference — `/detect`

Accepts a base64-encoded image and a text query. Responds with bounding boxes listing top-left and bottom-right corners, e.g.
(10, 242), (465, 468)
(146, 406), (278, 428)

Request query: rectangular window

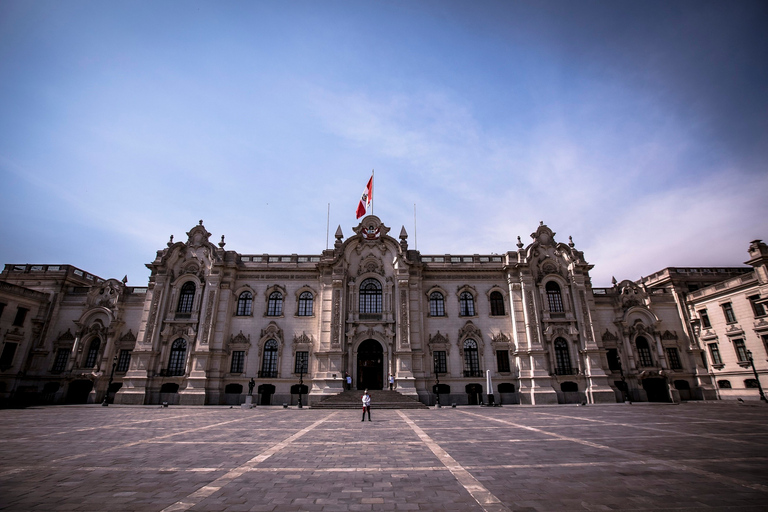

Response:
(749, 296), (767, 317)
(607, 349), (621, 371)
(434, 351), (447, 374)
(666, 347), (683, 370)
(52, 348), (70, 372)
(0, 342), (18, 369)
(763, 335), (768, 356)
(708, 343), (722, 366)
(733, 339), (748, 362)
(116, 350), (132, 373)
(230, 350), (245, 374)
(0, 302), (5, 321)
(496, 350), (510, 373)
(294, 351), (309, 374)
(13, 307), (29, 327)
(722, 303), (737, 324)
(699, 310), (711, 329)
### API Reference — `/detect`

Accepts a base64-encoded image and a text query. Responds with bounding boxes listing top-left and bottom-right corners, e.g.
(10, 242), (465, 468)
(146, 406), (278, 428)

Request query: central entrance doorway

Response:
(357, 339), (383, 390)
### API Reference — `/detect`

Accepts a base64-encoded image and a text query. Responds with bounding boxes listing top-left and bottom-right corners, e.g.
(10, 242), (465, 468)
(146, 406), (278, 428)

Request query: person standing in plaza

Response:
(389, 374), (394, 390)
(346, 373), (352, 391)
(361, 389), (371, 421)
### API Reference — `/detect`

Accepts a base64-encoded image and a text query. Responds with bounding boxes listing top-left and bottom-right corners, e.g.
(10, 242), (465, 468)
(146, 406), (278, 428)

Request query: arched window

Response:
(167, 338), (187, 376)
(236, 291), (253, 316)
(636, 337), (654, 367)
(717, 380), (732, 389)
(84, 338), (101, 368)
(463, 339), (480, 377)
(546, 281), (564, 313)
(177, 282), (195, 313)
(554, 338), (572, 375)
(359, 278), (382, 314)
(260, 339), (279, 378)
(490, 291), (505, 316)
(298, 292), (313, 316)
(745, 379), (760, 389)
(429, 292), (445, 317)
(267, 292), (283, 316)
(459, 292), (475, 317)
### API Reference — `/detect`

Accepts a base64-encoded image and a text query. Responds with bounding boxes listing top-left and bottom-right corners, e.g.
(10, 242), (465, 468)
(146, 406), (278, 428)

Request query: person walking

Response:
(389, 374), (394, 390)
(361, 389), (371, 421)
(346, 373), (352, 391)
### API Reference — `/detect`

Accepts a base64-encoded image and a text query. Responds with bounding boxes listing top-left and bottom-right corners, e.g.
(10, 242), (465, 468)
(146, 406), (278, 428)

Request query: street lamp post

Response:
(747, 350), (767, 402)
(102, 355), (118, 407)
(297, 365), (305, 409)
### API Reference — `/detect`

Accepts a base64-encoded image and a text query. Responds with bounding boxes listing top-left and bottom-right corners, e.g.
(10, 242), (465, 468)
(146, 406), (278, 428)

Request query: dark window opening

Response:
(636, 337), (654, 367)
(298, 292), (313, 316)
(177, 282), (195, 313)
(0, 342), (18, 369)
(116, 349), (132, 373)
(230, 351), (245, 374)
(12, 307), (29, 327)
(295, 351), (309, 374)
(236, 292), (253, 316)
(167, 338), (187, 376)
(434, 351), (447, 374)
(429, 292), (445, 317)
(666, 347), (682, 370)
(359, 279), (382, 315)
(490, 291), (505, 316)
(84, 338), (101, 368)
(496, 350), (510, 373)
(52, 348), (69, 372)
(463, 339), (480, 377)
(260, 339), (278, 378)
(554, 338), (573, 374)
(546, 282), (564, 313)
(607, 349), (621, 371)
(459, 292), (475, 317)
(267, 292), (283, 316)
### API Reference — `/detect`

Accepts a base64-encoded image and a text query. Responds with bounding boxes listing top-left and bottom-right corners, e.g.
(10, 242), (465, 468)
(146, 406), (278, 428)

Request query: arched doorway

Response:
(466, 383), (483, 405)
(357, 339), (383, 390)
(643, 378), (670, 402)
(65, 380), (93, 404)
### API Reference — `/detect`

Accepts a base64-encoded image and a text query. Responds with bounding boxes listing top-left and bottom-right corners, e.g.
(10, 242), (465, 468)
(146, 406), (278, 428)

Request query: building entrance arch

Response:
(357, 339), (384, 390)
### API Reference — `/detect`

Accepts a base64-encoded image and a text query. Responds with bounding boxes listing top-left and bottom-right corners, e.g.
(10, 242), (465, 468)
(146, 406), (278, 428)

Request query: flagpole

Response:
(326, 203), (330, 250)
(371, 169), (374, 216)
(414, 203), (418, 251)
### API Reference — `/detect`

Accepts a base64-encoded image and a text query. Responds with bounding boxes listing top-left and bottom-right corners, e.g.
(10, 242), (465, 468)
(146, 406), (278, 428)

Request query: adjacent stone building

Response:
(1, 218), (765, 406)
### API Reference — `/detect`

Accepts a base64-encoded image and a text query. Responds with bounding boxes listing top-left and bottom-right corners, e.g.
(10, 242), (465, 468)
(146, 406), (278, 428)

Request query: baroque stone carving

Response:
(602, 329), (619, 342)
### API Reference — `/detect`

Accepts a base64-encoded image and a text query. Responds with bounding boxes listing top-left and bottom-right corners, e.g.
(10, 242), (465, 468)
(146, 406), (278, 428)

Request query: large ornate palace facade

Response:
(1, 217), (766, 406)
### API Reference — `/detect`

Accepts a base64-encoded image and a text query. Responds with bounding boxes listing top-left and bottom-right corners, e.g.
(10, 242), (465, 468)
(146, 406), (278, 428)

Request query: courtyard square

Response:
(1, 402), (767, 511)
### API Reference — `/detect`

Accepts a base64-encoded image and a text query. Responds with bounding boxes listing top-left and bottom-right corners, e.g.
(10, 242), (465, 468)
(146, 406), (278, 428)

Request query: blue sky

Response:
(1, 1), (766, 286)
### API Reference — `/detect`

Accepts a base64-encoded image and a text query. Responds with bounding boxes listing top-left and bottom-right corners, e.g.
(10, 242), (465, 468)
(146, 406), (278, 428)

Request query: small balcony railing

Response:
(463, 370), (483, 378)
(553, 368), (576, 375)
(258, 370), (278, 378)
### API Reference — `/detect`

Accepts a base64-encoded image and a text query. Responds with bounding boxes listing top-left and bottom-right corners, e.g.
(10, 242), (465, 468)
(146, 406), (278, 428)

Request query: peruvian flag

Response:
(355, 174), (373, 219)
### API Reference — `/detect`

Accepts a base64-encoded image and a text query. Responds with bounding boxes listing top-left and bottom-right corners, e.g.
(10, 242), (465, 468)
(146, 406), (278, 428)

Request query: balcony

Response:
(553, 368), (576, 375)
(258, 370), (278, 378)
(463, 370), (483, 378)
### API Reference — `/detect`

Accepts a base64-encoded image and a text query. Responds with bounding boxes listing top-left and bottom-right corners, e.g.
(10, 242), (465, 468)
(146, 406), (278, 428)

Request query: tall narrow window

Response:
(463, 339), (480, 377)
(267, 292), (283, 316)
(721, 303), (736, 324)
(0, 302), (5, 321)
(699, 310), (711, 328)
(554, 338), (572, 374)
(177, 282), (195, 314)
(298, 292), (313, 316)
(749, 296), (767, 317)
(459, 292), (475, 316)
(636, 337), (654, 367)
(0, 342), (18, 369)
(230, 350), (245, 373)
(434, 351), (447, 374)
(236, 292), (253, 316)
(167, 338), (187, 376)
(490, 291), (505, 316)
(762, 335), (768, 356)
(546, 282), (564, 313)
(733, 339), (748, 362)
(359, 278), (382, 315)
(294, 351), (309, 374)
(429, 292), (445, 317)
(84, 338), (101, 368)
(261, 340), (278, 377)
(496, 350), (510, 373)
(607, 349), (621, 371)
(116, 349), (132, 372)
(12, 307), (29, 327)
(666, 347), (682, 370)
(52, 348), (69, 372)
(708, 343), (722, 365)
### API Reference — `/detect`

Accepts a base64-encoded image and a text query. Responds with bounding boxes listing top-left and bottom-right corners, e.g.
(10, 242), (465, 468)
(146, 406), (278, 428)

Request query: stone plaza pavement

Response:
(1, 403), (767, 511)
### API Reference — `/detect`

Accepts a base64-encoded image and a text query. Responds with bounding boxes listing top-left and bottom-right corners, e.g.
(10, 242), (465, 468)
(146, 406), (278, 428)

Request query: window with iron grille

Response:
(116, 349), (132, 372)
(607, 349), (621, 371)
(721, 302), (736, 324)
(230, 351), (245, 373)
(261, 339), (278, 376)
(177, 282), (195, 313)
(496, 350), (510, 373)
(267, 292), (283, 316)
(554, 338), (572, 374)
(429, 292), (445, 317)
(490, 291), (505, 316)
(434, 351), (447, 374)
(463, 339), (480, 376)
(666, 347), (682, 370)
(733, 338), (748, 362)
(298, 292), (313, 316)
(294, 351), (309, 374)
(167, 338), (187, 376)
(359, 279), (382, 314)
(699, 310), (711, 328)
(52, 348), (69, 372)
(717, 380), (731, 389)
(236, 292), (252, 316)
(636, 337), (654, 367)
(546, 282), (564, 313)
(708, 343), (722, 365)
(459, 292), (475, 316)
(84, 338), (101, 368)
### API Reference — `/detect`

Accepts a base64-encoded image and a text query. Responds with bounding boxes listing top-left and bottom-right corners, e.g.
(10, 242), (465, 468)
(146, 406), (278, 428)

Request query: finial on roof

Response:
(399, 226), (408, 240)
(539, 220), (544, 226)
(568, 236), (575, 248)
(122, 275), (128, 284)
(611, 276), (617, 285)
(516, 236), (523, 249)
(168, 235), (174, 247)
(335, 225), (343, 240)
(199, 220), (203, 226)
(219, 235), (226, 248)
